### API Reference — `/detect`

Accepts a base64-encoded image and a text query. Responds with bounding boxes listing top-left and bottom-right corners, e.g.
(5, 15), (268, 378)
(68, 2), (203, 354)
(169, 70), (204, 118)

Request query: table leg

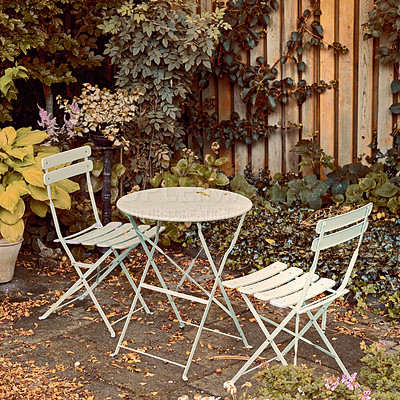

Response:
(182, 214), (251, 380)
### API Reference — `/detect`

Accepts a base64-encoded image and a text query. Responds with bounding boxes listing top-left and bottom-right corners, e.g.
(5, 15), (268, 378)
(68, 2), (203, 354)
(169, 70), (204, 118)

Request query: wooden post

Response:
(357, 0), (374, 162)
(267, 5), (283, 174)
(337, 0), (355, 165)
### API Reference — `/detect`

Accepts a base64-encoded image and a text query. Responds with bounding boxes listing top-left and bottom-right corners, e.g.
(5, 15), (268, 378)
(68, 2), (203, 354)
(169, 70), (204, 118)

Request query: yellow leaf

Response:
(0, 185), (20, 212)
(51, 186), (71, 210)
(29, 184), (48, 201)
(139, 382), (147, 386)
(0, 198), (25, 225)
(0, 218), (24, 242)
(21, 168), (45, 188)
(0, 130), (8, 148)
(66, 351), (75, 354)
(4, 126), (16, 144)
(56, 178), (80, 193)
(265, 238), (275, 245)
(14, 128), (48, 147)
(30, 198), (49, 218)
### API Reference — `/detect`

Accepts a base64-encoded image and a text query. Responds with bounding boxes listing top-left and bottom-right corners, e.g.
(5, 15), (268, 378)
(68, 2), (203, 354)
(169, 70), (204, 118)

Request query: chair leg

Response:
(230, 304), (294, 385)
(307, 310), (349, 376)
(294, 313), (300, 366)
(39, 277), (85, 320)
(76, 267), (115, 337)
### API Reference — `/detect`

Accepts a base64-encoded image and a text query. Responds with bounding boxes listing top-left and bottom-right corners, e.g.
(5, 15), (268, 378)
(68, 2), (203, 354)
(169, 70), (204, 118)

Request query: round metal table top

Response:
(117, 187), (252, 223)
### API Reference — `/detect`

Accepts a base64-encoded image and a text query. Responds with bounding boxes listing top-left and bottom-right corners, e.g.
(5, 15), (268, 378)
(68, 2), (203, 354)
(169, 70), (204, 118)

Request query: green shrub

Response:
(219, 342), (400, 400)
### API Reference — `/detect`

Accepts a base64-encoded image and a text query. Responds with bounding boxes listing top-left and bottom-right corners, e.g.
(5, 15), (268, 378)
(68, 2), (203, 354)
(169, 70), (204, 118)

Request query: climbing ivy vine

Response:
(185, 0), (348, 147)
(363, 0), (400, 116)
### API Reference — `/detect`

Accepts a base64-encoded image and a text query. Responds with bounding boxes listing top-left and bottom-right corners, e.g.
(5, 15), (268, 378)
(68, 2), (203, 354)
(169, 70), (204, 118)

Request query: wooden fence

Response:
(197, 0), (396, 176)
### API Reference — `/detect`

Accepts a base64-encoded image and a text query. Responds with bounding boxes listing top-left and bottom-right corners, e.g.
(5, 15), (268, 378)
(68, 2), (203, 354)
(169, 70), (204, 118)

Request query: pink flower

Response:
(324, 375), (339, 391)
(362, 389), (371, 400)
(376, 340), (385, 350)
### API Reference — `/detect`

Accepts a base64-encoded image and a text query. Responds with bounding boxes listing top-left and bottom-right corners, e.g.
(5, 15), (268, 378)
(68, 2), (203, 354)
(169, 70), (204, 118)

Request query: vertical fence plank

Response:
(200, 0), (214, 159)
(319, 0), (336, 162)
(282, 0), (299, 172)
(234, 82), (248, 175)
(218, 77), (235, 175)
(267, 5), (283, 174)
(300, 0), (316, 138)
(250, 38), (266, 174)
(357, 0), (374, 161)
(377, 36), (394, 153)
(233, 47), (248, 175)
(337, 0), (355, 165)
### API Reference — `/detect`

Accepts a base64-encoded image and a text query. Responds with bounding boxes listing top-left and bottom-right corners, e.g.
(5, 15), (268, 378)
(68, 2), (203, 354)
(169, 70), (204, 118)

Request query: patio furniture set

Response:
(39, 146), (373, 384)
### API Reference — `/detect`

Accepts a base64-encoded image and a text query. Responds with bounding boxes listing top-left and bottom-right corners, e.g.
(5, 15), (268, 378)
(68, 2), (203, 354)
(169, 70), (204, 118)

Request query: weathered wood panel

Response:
(319, 0), (336, 163)
(357, 0), (374, 161)
(266, 4), (282, 174)
(282, 0), (299, 172)
(200, 0), (395, 175)
(250, 38), (266, 174)
(337, 0), (355, 166)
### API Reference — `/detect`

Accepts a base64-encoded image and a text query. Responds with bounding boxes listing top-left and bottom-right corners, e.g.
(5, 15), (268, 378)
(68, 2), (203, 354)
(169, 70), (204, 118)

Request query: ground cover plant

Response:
(219, 342), (400, 400)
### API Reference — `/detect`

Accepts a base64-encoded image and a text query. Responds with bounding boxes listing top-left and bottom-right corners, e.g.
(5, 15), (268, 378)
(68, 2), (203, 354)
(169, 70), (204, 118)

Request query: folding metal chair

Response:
(39, 145), (160, 337)
(223, 203), (372, 383)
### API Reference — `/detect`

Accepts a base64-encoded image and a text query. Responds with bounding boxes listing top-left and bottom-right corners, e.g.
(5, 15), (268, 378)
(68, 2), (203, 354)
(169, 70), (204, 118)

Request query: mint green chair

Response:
(223, 203), (372, 383)
(39, 146), (159, 337)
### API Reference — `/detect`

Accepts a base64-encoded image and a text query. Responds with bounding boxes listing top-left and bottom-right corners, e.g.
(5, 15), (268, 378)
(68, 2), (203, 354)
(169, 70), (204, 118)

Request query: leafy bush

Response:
(217, 342), (399, 400)
(99, 0), (226, 187)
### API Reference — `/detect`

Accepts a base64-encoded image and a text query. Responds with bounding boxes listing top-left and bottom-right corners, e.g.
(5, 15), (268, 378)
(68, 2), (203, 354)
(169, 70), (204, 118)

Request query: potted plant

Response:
(44, 83), (141, 149)
(0, 126), (79, 283)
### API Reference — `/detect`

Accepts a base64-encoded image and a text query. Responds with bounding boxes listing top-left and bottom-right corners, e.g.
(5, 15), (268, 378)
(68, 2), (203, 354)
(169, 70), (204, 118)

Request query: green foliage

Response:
(290, 135), (336, 175)
(286, 174), (329, 209)
(344, 164), (400, 212)
(359, 341), (400, 398)
(100, 0), (224, 186)
(325, 162), (371, 201)
(150, 147), (229, 189)
(0, 66), (29, 123)
(0, 0), (119, 119)
(363, 1), (400, 117)
(226, 342), (400, 399)
(91, 158), (126, 204)
(149, 146), (229, 245)
(0, 126), (79, 242)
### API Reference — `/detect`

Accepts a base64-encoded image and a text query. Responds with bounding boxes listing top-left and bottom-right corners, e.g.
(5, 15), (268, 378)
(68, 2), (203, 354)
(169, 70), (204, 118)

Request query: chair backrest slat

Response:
(311, 220), (367, 251)
(44, 160), (93, 185)
(42, 146), (91, 169)
(315, 203), (372, 234)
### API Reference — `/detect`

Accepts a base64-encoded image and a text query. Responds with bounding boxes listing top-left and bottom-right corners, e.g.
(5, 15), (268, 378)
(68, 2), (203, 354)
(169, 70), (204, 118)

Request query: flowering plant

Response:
(39, 83), (141, 149)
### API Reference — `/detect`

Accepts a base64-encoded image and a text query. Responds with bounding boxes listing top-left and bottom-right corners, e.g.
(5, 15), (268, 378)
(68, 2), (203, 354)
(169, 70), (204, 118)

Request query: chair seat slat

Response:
(95, 224), (151, 247)
(82, 223), (134, 246)
(270, 278), (336, 308)
(222, 261), (287, 289)
(65, 222), (121, 244)
(239, 267), (303, 295)
(111, 226), (165, 249)
(254, 273), (319, 301)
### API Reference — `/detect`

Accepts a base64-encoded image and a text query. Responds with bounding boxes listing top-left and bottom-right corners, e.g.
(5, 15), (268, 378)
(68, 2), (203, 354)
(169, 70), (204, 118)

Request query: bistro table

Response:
(112, 186), (252, 380)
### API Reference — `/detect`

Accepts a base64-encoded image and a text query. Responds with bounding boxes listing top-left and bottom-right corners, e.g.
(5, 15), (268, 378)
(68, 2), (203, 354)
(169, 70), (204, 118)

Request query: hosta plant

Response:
(0, 126), (79, 242)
